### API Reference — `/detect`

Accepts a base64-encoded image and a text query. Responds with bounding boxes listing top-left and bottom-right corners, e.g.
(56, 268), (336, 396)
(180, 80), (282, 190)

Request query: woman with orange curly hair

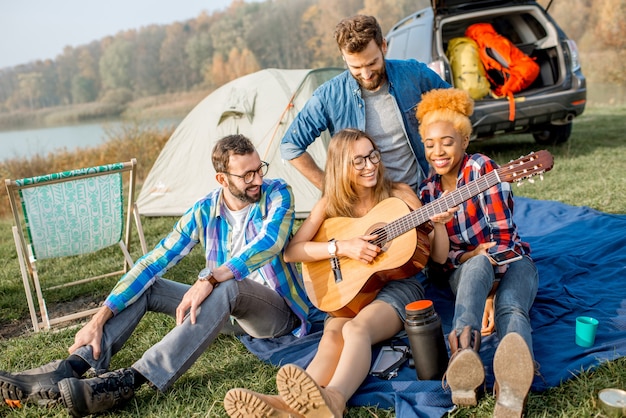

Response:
(416, 88), (538, 418)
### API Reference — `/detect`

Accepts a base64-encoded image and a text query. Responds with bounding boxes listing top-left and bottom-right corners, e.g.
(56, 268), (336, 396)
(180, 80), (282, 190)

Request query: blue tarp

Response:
(241, 197), (626, 417)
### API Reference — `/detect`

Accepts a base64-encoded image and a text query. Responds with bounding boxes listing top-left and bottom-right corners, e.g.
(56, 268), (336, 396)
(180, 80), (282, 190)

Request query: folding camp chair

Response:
(5, 159), (148, 331)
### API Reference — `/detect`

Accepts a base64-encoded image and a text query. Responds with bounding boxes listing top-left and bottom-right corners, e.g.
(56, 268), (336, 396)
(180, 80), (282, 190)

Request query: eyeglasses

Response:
(223, 161), (269, 184)
(352, 149), (381, 170)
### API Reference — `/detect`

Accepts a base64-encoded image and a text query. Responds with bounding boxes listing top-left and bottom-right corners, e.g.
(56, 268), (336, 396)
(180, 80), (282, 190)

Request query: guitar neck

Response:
(382, 170), (501, 243)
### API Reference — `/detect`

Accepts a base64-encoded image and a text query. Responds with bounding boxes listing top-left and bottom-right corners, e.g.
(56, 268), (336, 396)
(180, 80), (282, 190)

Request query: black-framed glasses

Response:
(352, 149), (381, 170)
(223, 161), (269, 184)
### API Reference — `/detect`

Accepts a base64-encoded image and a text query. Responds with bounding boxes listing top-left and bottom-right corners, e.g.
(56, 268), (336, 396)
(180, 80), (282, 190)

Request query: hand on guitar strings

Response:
(429, 207), (458, 225)
(429, 191), (458, 225)
(339, 234), (381, 264)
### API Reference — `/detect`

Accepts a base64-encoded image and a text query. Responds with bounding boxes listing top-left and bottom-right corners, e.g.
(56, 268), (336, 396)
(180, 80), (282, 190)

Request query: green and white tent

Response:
(137, 67), (343, 218)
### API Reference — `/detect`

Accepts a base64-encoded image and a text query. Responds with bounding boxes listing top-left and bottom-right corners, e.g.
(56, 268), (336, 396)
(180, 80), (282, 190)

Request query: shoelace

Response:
(89, 371), (134, 400)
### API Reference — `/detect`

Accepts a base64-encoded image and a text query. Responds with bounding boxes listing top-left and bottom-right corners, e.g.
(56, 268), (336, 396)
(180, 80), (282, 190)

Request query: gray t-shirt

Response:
(362, 81), (419, 191)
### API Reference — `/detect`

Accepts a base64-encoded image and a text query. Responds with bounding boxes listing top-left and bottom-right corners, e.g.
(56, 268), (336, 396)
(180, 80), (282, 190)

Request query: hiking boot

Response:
(59, 368), (136, 417)
(444, 326), (485, 407)
(276, 364), (346, 418)
(224, 388), (305, 418)
(0, 360), (79, 408)
(493, 332), (534, 418)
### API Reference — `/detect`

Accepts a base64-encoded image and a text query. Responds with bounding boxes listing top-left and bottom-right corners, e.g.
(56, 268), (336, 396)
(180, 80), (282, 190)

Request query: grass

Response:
(0, 104), (625, 417)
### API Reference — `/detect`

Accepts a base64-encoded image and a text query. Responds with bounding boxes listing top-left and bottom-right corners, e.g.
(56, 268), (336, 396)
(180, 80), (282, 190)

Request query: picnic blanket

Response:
(241, 197), (626, 417)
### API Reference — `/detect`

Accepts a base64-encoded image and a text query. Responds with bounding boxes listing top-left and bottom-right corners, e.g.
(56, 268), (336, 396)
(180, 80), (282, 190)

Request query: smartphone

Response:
(370, 346), (409, 379)
(489, 248), (522, 265)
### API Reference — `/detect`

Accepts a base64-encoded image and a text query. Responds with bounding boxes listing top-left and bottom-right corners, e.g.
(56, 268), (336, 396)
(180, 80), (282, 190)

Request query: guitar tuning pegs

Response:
(527, 178), (535, 184)
(540, 174), (544, 181)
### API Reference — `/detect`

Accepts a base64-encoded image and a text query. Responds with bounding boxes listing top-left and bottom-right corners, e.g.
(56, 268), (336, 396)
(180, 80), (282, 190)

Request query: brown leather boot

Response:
(223, 388), (305, 418)
(444, 326), (485, 406)
(276, 364), (346, 418)
(493, 332), (534, 418)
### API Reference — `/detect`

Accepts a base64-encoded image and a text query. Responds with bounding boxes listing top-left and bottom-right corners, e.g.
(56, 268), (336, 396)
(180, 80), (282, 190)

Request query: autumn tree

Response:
(301, 0), (364, 68)
(209, 1), (255, 59)
(55, 46), (79, 105)
(0, 68), (17, 109)
(135, 25), (166, 96)
(99, 37), (134, 91)
(38, 60), (60, 107)
(211, 52), (229, 87)
(17, 72), (43, 110)
(159, 23), (195, 92)
(595, 0), (626, 49)
(360, 0), (424, 33)
(72, 47), (99, 103)
(540, 0), (592, 42)
(228, 47), (261, 79)
(186, 32), (214, 87)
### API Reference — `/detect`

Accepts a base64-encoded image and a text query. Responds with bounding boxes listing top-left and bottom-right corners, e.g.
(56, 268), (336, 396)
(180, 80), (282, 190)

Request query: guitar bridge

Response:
(330, 256), (343, 283)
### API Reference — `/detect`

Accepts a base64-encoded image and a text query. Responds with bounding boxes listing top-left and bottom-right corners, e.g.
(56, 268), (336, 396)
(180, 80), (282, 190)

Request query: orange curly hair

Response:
(416, 88), (474, 140)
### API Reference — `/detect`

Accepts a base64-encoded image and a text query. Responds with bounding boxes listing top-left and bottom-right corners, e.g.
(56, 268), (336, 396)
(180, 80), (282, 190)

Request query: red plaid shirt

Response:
(419, 153), (530, 274)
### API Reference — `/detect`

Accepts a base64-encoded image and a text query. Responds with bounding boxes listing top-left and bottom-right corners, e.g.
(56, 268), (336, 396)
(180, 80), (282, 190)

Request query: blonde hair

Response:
(323, 128), (392, 218)
(416, 88), (474, 140)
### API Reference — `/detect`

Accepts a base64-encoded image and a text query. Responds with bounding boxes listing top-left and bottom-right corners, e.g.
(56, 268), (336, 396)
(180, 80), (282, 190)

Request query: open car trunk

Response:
(385, 0), (585, 144)
(436, 3), (567, 100)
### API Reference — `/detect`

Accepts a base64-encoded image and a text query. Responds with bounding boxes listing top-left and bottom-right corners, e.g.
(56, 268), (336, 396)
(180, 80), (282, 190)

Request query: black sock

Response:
(66, 355), (91, 376)
(130, 368), (147, 389)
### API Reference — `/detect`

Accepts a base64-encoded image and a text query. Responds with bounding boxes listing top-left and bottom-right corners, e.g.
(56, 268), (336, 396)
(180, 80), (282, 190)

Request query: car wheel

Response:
(533, 123), (572, 145)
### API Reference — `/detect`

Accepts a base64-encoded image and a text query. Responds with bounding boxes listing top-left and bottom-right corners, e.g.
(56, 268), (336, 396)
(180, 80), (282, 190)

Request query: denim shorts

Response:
(374, 274), (426, 322)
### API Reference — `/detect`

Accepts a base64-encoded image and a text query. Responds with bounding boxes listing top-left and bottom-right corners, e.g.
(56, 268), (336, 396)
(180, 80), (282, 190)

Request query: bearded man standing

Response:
(281, 14), (450, 192)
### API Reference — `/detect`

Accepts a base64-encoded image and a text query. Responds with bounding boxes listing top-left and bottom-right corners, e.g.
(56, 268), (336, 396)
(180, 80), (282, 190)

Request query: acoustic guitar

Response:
(302, 150), (553, 317)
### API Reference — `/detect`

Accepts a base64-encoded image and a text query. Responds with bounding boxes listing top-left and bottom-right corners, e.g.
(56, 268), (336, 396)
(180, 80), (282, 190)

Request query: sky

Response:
(0, 0), (247, 69)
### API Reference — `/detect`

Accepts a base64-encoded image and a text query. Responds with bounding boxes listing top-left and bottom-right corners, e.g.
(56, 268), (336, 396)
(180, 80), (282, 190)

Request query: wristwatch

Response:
(327, 239), (337, 257)
(197, 267), (219, 287)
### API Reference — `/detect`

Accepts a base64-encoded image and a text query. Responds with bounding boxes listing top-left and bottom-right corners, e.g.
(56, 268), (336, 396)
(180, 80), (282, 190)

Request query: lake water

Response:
(0, 119), (180, 162)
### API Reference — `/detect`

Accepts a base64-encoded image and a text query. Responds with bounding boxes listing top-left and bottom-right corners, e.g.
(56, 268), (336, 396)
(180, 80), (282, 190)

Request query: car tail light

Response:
(564, 39), (581, 72)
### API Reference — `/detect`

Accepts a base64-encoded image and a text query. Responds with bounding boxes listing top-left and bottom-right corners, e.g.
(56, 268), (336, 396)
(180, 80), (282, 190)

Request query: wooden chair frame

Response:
(5, 158), (148, 331)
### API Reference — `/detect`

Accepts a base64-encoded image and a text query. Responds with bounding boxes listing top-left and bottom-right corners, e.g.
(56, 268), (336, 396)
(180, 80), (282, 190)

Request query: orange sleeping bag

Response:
(465, 22), (540, 120)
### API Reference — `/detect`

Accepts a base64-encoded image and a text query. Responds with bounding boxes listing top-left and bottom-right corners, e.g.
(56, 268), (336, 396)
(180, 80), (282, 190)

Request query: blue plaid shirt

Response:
(104, 178), (312, 337)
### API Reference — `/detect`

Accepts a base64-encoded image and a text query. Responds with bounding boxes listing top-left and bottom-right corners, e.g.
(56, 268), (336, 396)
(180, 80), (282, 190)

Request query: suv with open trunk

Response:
(385, 0), (586, 144)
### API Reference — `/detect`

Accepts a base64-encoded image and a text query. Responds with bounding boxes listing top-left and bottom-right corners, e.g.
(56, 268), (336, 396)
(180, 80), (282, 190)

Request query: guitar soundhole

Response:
(369, 227), (389, 251)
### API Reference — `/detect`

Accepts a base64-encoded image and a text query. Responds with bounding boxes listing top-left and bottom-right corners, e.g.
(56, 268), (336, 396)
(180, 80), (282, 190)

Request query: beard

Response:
(228, 181), (261, 204)
(353, 61), (387, 91)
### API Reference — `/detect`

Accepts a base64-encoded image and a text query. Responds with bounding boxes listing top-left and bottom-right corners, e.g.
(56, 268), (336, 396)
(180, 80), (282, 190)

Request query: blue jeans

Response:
(448, 254), (538, 355)
(73, 277), (299, 391)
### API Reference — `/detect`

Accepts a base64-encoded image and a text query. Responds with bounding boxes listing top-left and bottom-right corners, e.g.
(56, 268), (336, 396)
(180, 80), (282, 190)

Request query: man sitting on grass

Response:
(0, 134), (316, 417)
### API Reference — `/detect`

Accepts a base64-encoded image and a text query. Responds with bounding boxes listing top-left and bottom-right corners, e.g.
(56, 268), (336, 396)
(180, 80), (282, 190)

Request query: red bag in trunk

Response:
(465, 22), (540, 121)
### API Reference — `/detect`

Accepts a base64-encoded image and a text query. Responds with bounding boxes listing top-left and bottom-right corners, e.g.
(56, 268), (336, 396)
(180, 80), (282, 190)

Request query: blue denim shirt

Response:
(280, 59), (450, 182)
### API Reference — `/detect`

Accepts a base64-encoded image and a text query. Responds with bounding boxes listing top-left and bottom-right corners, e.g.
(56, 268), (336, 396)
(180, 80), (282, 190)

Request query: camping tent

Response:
(137, 67), (343, 218)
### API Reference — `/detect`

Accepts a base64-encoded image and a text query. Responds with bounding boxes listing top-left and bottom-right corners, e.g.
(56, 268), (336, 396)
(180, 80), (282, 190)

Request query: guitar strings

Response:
(370, 153), (547, 248)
